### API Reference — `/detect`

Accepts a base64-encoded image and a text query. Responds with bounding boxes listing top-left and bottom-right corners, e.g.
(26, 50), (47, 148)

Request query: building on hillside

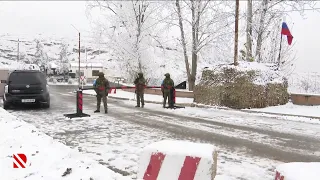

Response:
(69, 62), (105, 80)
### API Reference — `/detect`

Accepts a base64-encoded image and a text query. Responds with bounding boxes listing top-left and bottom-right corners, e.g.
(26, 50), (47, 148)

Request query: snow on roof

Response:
(70, 62), (103, 68)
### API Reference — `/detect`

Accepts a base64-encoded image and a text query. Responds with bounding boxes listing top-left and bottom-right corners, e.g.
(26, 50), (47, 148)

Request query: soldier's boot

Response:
(96, 96), (101, 113)
(141, 94), (144, 108)
(136, 94), (140, 107)
(105, 109), (108, 114)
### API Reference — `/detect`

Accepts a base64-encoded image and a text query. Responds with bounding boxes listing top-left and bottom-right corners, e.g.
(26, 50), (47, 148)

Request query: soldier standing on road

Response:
(93, 72), (110, 113)
(134, 72), (146, 108)
(161, 73), (174, 108)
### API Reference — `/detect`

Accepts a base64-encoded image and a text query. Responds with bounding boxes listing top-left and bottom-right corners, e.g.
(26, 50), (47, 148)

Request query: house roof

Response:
(69, 62), (103, 68)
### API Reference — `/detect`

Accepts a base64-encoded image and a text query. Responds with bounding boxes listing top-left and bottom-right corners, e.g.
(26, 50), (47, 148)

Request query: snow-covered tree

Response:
(33, 39), (48, 68)
(59, 43), (69, 75)
(86, 1), (167, 81)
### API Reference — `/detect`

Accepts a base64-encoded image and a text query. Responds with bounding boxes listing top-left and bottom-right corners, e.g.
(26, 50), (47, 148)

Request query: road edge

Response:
(79, 91), (320, 120)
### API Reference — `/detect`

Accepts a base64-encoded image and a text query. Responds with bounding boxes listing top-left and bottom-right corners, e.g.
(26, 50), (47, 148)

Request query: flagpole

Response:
(277, 34), (283, 68)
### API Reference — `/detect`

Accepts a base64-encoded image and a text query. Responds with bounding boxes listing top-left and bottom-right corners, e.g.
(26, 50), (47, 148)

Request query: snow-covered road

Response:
(5, 85), (320, 179)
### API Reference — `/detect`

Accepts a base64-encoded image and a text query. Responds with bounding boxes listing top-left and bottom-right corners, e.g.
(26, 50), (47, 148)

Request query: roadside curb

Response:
(80, 91), (320, 120)
(191, 103), (320, 120)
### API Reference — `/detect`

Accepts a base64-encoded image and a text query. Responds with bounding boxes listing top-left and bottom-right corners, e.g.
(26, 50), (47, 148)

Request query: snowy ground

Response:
(82, 89), (320, 119)
(0, 107), (129, 180)
(4, 85), (300, 180)
(3, 85), (320, 180)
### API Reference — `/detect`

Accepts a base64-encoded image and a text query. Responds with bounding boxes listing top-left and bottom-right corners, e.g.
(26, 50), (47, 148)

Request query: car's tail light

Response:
(4, 85), (8, 93)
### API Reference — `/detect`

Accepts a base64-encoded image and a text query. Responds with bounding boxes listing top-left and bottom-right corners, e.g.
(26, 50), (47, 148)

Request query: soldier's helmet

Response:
(98, 72), (104, 77)
(165, 73), (170, 77)
(138, 72), (143, 77)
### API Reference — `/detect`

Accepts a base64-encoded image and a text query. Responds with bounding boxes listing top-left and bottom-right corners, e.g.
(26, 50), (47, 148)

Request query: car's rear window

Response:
(9, 72), (46, 84)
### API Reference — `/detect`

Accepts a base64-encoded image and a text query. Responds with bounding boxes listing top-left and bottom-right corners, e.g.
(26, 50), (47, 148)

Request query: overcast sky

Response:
(0, 1), (319, 74)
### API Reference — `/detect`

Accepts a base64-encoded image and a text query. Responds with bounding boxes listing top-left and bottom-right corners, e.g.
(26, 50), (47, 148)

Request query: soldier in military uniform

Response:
(134, 72), (146, 108)
(93, 72), (110, 113)
(161, 73), (174, 108)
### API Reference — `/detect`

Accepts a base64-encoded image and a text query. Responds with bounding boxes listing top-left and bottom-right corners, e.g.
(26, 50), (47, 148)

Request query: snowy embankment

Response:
(248, 102), (320, 118)
(0, 107), (130, 180)
(82, 89), (194, 104)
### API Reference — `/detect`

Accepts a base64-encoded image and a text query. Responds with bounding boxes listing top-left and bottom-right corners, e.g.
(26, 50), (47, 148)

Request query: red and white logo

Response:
(13, 153), (27, 168)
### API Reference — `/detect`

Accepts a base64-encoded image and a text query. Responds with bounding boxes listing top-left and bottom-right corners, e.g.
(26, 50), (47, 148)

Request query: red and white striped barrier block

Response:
(137, 140), (218, 180)
(275, 162), (320, 180)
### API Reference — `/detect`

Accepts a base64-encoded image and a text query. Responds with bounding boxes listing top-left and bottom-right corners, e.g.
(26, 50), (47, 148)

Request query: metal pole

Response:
(78, 32), (81, 88)
(277, 35), (283, 68)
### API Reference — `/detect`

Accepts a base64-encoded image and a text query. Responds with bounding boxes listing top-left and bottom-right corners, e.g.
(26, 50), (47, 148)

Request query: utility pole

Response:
(246, 0), (253, 62)
(85, 46), (87, 64)
(78, 32), (81, 87)
(72, 24), (81, 88)
(98, 31), (102, 55)
(234, 0), (240, 66)
(17, 39), (20, 61)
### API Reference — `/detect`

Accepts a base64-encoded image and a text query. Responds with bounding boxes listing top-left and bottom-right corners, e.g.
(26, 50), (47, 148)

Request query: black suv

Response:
(3, 70), (50, 109)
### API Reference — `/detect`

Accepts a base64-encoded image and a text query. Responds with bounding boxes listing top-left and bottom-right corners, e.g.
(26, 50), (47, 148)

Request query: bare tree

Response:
(252, 0), (316, 62)
(246, 0), (253, 62)
(176, 0), (191, 88)
(234, 0), (240, 66)
(174, 0), (234, 90)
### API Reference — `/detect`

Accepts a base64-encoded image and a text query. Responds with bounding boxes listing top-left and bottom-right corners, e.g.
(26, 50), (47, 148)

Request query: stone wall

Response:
(194, 64), (289, 109)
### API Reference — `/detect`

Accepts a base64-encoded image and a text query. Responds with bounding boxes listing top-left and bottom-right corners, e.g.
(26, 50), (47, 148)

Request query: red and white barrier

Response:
(275, 162), (320, 180)
(108, 88), (117, 94)
(137, 140), (218, 180)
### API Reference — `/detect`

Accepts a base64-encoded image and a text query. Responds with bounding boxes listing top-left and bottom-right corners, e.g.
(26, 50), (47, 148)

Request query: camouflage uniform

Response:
(94, 72), (110, 113)
(161, 73), (174, 108)
(134, 72), (146, 108)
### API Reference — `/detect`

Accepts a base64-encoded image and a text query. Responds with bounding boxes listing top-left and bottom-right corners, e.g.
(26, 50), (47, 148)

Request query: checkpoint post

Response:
(64, 87), (90, 119)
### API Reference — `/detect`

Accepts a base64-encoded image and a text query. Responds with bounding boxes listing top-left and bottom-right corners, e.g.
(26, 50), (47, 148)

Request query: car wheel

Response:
(3, 101), (10, 110)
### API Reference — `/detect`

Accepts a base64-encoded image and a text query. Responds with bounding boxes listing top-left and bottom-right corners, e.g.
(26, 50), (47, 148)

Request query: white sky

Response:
(0, 1), (319, 74)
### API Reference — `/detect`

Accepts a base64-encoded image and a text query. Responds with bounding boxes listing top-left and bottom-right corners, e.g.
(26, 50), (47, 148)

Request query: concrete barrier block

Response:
(137, 140), (217, 180)
(275, 162), (320, 180)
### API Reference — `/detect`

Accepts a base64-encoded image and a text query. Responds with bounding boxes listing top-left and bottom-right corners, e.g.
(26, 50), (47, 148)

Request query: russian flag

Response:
(281, 22), (293, 45)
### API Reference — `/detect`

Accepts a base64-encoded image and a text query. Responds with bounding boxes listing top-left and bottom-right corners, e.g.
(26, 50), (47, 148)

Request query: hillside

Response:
(0, 33), (217, 86)
(1, 33), (319, 94)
